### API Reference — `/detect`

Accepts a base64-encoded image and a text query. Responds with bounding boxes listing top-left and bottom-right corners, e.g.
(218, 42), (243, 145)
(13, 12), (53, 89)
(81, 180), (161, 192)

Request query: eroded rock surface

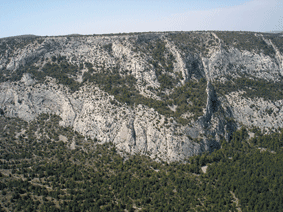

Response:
(1, 31), (283, 161)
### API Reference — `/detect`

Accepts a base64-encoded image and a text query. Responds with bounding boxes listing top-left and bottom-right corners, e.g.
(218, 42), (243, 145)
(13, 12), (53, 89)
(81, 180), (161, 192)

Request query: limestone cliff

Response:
(1, 31), (283, 161)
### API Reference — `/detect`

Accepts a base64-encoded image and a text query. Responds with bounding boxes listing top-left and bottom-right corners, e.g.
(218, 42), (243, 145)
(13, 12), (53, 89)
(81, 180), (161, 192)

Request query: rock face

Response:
(1, 31), (283, 161)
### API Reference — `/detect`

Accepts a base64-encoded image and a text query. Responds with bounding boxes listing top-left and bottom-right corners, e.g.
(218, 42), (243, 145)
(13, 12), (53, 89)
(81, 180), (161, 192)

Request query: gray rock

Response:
(1, 31), (283, 161)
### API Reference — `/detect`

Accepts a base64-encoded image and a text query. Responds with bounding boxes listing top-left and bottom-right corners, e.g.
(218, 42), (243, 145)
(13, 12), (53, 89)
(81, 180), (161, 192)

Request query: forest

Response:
(0, 114), (283, 211)
(1, 32), (283, 211)
(214, 76), (283, 101)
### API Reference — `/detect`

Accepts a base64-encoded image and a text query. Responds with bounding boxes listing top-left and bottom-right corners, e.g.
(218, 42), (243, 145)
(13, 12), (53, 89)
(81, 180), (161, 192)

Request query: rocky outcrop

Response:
(0, 77), (205, 161)
(1, 31), (283, 161)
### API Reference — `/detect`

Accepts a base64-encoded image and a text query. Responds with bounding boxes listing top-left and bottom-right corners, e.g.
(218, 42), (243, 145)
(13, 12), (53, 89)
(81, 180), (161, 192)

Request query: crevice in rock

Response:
(0, 108), (4, 116)
(199, 81), (219, 128)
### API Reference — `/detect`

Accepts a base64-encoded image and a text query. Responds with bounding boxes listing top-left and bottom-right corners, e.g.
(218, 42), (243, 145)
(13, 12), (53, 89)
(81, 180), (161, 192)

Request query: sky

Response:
(0, 0), (282, 38)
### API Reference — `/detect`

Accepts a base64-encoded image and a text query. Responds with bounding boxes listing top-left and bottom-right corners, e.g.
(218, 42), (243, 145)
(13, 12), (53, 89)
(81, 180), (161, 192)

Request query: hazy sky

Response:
(0, 0), (282, 38)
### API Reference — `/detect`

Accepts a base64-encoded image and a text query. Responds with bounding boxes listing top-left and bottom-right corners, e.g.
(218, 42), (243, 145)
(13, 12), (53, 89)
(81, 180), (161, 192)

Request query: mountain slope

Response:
(1, 31), (283, 161)
(0, 115), (282, 211)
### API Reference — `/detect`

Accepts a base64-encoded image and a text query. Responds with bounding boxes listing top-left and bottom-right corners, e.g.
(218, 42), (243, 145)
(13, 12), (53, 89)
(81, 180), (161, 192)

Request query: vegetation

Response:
(1, 32), (283, 211)
(1, 114), (283, 211)
(83, 66), (207, 123)
(266, 33), (283, 54)
(205, 127), (283, 212)
(31, 57), (81, 92)
(148, 39), (175, 75)
(0, 55), (81, 92)
(169, 78), (207, 122)
(214, 77), (283, 101)
(249, 127), (283, 152)
(0, 35), (38, 56)
(2, 31), (283, 124)
(103, 43), (113, 55)
(133, 38), (179, 88)
(168, 32), (215, 55)
(0, 45), (207, 124)
(214, 31), (275, 56)
(0, 58), (207, 125)
(168, 31), (278, 58)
